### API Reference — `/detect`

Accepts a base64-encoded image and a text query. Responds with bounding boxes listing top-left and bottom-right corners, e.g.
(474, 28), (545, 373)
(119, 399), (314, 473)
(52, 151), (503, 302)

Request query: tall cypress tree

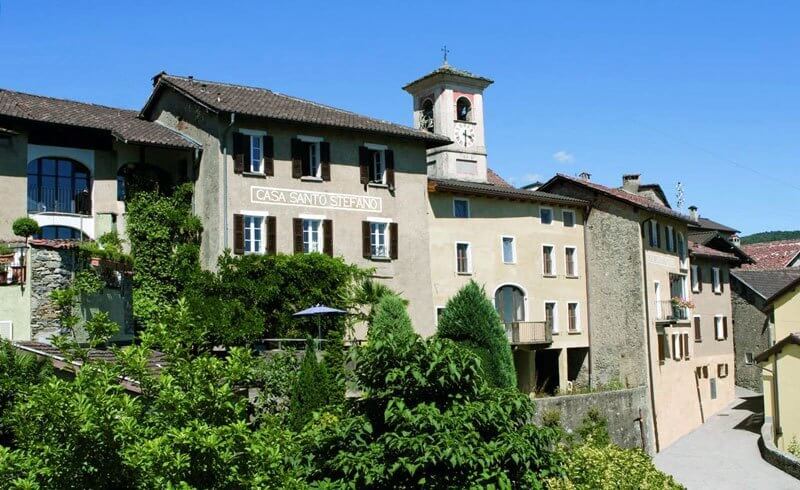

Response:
(368, 294), (414, 341)
(437, 280), (516, 388)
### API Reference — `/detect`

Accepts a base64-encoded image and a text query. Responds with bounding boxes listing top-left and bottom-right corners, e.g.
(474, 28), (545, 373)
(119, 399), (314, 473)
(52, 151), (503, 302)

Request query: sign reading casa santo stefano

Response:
(250, 186), (383, 213)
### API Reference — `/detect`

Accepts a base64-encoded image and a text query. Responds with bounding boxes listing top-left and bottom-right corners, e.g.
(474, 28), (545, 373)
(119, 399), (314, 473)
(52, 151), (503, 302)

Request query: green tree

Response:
(437, 280), (516, 388)
(288, 340), (340, 431)
(0, 341), (51, 446)
(368, 293), (414, 341)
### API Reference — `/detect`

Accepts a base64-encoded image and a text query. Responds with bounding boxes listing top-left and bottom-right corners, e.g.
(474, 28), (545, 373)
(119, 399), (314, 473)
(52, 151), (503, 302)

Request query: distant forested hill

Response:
(740, 231), (800, 245)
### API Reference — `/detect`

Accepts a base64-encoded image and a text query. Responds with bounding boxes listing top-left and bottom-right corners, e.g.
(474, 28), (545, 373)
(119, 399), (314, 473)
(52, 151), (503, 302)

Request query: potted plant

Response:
(670, 296), (695, 310)
(12, 217), (40, 246)
(0, 243), (13, 265)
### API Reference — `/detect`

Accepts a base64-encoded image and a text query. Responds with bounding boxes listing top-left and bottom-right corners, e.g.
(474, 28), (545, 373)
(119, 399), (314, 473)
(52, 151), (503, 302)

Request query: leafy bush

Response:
(252, 350), (301, 421)
(577, 408), (611, 446)
(0, 243), (13, 255)
(368, 293), (414, 341)
(11, 217), (39, 239)
(288, 340), (341, 431)
(304, 328), (564, 488)
(437, 280), (516, 388)
(0, 341), (52, 446)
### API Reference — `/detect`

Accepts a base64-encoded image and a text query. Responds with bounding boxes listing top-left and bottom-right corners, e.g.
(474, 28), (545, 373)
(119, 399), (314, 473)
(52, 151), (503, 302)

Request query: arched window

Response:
(34, 225), (89, 240)
(495, 285), (525, 324)
(27, 158), (91, 215)
(420, 98), (434, 132)
(456, 97), (472, 122)
(117, 163), (172, 201)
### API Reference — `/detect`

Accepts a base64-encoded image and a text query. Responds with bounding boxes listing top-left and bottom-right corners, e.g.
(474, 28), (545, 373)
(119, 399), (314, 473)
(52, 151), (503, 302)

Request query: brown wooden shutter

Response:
(720, 268), (725, 292)
(359, 146), (369, 184)
(291, 138), (303, 178)
(698, 266), (703, 292)
(390, 222), (398, 260)
(722, 316), (728, 339)
(293, 218), (303, 254)
(385, 149), (395, 188)
(233, 214), (245, 254)
(656, 223), (662, 248)
(263, 135), (274, 176)
(233, 133), (248, 174)
(320, 142), (331, 181)
(323, 219), (333, 256)
(683, 333), (690, 359)
(266, 216), (277, 255)
(694, 316), (702, 341)
(657, 334), (666, 363)
(672, 228), (677, 252)
(362, 221), (371, 258)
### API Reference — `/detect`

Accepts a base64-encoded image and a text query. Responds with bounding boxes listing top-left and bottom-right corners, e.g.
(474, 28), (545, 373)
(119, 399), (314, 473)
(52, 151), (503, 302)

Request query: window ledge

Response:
(695, 339), (703, 343)
(370, 256), (392, 262)
(368, 182), (388, 188)
(452, 119), (477, 125)
(568, 331), (581, 335)
(542, 274), (557, 278)
(457, 272), (473, 276)
(566, 275), (580, 279)
(503, 261), (516, 265)
(243, 171), (267, 178)
(300, 176), (323, 182)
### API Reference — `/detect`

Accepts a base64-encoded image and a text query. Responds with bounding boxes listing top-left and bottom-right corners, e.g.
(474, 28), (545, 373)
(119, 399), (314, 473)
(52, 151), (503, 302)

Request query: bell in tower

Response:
(403, 59), (493, 183)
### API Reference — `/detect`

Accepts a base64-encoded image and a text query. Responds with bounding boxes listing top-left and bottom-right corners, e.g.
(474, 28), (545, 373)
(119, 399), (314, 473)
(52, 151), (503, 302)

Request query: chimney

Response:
(731, 235), (741, 246)
(688, 205), (698, 221)
(622, 174), (640, 193)
(578, 171), (591, 181)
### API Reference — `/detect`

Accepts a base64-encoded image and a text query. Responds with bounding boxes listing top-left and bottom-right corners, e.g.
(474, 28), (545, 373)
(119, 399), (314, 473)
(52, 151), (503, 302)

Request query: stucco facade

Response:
(762, 342), (800, 452)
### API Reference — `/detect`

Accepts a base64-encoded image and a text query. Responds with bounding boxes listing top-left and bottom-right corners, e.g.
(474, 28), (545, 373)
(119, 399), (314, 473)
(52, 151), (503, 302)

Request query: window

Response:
(654, 281), (662, 319)
(666, 226), (674, 252)
(34, 225), (88, 240)
(545, 302), (558, 333)
(456, 97), (472, 121)
(243, 215), (264, 254)
(542, 245), (555, 276)
(495, 286), (525, 324)
(565, 247), (578, 277)
(563, 210), (575, 227)
(647, 221), (658, 247)
(370, 149), (385, 184)
(306, 141), (320, 177)
(567, 303), (579, 332)
(678, 233), (687, 260)
(27, 157), (91, 215)
(501, 236), (515, 264)
(745, 352), (755, 365)
(370, 222), (389, 258)
(718, 363), (729, 378)
(693, 316), (702, 342)
(714, 315), (728, 340)
(303, 219), (322, 253)
(436, 306), (446, 324)
(691, 265), (701, 293)
(420, 98), (434, 132)
(250, 135), (263, 173)
(712, 267), (722, 293)
(540, 207), (553, 225)
(456, 242), (471, 274)
(672, 333), (682, 360)
(294, 137), (323, 179)
(658, 333), (667, 364)
(453, 199), (470, 218)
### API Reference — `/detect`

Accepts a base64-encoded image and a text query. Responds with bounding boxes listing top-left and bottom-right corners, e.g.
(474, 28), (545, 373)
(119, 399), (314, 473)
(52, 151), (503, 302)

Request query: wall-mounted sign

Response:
(251, 186), (382, 213)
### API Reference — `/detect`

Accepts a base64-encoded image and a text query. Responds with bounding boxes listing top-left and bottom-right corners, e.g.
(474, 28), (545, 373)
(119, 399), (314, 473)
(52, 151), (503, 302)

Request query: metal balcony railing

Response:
(655, 300), (689, 322)
(27, 186), (91, 215)
(504, 321), (552, 345)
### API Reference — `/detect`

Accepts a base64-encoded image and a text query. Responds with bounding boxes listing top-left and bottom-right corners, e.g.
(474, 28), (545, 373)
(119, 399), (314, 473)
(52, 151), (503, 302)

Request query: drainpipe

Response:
(640, 219), (660, 453)
(581, 203), (594, 390)
(221, 113), (235, 250)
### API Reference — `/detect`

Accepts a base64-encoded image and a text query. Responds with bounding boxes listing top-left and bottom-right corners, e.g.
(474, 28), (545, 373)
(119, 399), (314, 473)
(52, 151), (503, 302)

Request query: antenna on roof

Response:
(675, 181), (685, 210)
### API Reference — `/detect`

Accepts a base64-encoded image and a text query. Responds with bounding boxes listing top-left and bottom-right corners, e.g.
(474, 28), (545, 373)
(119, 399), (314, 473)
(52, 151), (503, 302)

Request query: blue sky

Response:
(2, 1), (797, 235)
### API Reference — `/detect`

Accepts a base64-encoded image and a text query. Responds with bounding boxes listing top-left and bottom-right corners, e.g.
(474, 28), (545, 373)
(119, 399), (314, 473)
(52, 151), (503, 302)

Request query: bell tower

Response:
(403, 62), (493, 183)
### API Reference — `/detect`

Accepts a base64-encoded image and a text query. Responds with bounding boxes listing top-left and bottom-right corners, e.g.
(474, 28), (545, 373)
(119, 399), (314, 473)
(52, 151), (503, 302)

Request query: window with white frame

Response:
(712, 267), (721, 293)
(456, 242), (471, 274)
(370, 222), (389, 258)
(565, 247), (578, 277)
(672, 333), (682, 360)
(666, 225), (674, 252)
(678, 233), (686, 260)
(368, 147), (386, 184)
(542, 245), (555, 275)
(545, 301), (558, 333)
(250, 135), (263, 173)
(501, 236), (515, 264)
(453, 198), (470, 218)
(299, 138), (322, 178)
(243, 215), (264, 254)
(654, 281), (662, 319)
(691, 265), (700, 292)
(540, 207), (553, 225)
(744, 352), (754, 365)
(648, 221), (658, 247)
(303, 219), (322, 253)
(567, 302), (579, 332)
(563, 210), (575, 227)
(714, 315), (724, 340)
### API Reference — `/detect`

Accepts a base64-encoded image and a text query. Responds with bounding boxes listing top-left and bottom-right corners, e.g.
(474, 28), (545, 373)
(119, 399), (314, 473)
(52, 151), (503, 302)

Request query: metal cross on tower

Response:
(441, 45), (450, 65)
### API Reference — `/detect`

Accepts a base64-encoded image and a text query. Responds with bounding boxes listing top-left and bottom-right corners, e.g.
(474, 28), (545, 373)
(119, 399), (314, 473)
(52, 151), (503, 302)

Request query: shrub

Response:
(288, 340), (340, 431)
(11, 217), (39, 240)
(368, 293), (414, 341)
(0, 243), (13, 255)
(0, 340), (52, 446)
(252, 350), (301, 421)
(577, 408), (611, 446)
(437, 280), (516, 388)
(542, 409), (562, 428)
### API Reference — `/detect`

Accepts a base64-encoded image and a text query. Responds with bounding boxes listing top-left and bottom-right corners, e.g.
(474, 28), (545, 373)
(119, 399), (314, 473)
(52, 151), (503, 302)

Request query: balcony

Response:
(655, 300), (690, 323)
(504, 321), (552, 345)
(27, 186), (91, 215)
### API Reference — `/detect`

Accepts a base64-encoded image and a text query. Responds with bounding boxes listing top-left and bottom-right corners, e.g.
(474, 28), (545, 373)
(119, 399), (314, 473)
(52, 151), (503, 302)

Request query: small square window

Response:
(502, 236), (515, 264)
(454, 199), (470, 218)
(563, 210), (575, 227)
(540, 207), (553, 225)
(745, 352), (754, 365)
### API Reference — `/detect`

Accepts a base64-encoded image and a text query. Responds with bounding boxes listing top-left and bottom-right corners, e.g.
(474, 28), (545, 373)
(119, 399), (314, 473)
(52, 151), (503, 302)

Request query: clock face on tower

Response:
(454, 123), (476, 148)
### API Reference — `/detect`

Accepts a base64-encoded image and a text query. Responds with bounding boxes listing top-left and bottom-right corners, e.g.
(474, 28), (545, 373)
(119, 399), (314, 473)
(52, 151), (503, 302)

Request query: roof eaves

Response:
(765, 274), (800, 306)
(729, 271), (768, 301)
(755, 332), (800, 363)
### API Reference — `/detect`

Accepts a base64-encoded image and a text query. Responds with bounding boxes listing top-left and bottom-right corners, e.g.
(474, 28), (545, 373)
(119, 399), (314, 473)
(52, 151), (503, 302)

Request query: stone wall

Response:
(759, 417), (800, 480)
(30, 246), (76, 341)
(531, 386), (655, 455)
(731, 284), (771, 393)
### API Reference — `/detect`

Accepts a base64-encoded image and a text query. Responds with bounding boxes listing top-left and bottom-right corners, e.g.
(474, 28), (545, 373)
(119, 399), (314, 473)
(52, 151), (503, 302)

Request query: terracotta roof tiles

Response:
(740, 240), (800, 270)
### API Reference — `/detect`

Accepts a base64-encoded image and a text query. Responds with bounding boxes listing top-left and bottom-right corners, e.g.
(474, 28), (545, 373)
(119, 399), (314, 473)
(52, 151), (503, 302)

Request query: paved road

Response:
(654, 388), (799, 489)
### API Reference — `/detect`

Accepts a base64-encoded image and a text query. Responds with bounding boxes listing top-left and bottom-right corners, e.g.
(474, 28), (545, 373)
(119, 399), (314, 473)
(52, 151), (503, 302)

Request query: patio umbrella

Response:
(292, 304), (348, 343)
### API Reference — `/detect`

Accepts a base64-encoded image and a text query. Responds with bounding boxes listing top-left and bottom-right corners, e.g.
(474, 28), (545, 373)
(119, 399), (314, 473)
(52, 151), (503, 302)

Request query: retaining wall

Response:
(759, 417), (800, 480)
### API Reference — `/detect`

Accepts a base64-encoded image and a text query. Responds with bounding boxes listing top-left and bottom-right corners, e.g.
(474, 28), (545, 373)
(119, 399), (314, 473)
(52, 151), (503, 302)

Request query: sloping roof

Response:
(637, 183), (671, 208)
(755, 332), (800, 363)
(402, 63), (494, 91)
(428, 177), (587, 207)
(144, 73), (449, 147)
(730, 268), (800, 301)
(0, 88), (198, 149)
(740, 240), (800, 270)
(690, 216), (740, 234)
(688, 241), (739, 261)
(540, 174), (695, 223)
(487, 168), (514, 188)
